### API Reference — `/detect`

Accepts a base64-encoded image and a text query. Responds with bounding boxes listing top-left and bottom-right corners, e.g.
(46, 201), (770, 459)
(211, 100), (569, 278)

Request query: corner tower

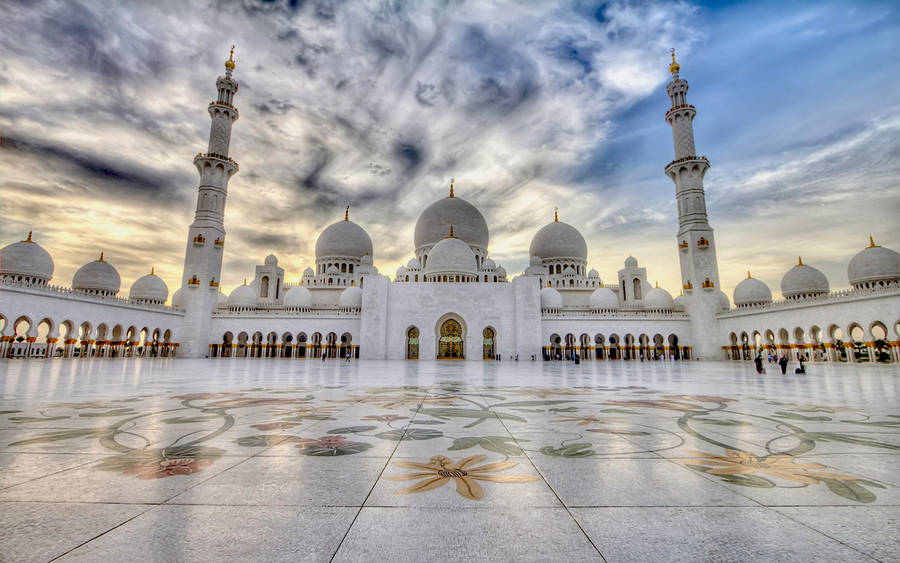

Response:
(663, 51), (722, 359)
(178, 48), (240, 358)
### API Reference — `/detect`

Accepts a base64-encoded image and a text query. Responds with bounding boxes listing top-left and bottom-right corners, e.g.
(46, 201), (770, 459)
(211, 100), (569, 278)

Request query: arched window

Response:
(483, 328), (495, 360)
(260, 276), (270, 298)
(632, 278), (642, 300)
(407, 327), (419, 360)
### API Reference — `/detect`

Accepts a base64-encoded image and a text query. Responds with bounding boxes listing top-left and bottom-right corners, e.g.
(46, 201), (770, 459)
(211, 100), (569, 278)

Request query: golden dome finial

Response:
(554, 207), (559, 222)
(448, 224), (456, 238)
(345, 205), (350, 221)
(449, 177), (455, 198)
(655, 280), (659, 288)
(797, 256), (803, 266)
(225, 45), (236, 71)
(151, 266), (155, 275)
(242, 278), (247, 286)
(98, 251), (105, 262)
(23, 231), (33, 243)
(669, 48), (680, 74)
(869, 235), (878, 248)
(747, 270), (752, 279)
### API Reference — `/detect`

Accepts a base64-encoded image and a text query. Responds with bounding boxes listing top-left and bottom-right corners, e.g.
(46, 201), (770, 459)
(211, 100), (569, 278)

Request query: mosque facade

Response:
(2, 51), (899, 364)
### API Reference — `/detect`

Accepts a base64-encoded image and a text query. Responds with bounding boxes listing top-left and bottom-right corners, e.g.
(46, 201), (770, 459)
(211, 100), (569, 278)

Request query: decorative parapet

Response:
(718, 284), (900, 317)
(214, 305), (361, 318)
(193, 152), (239, 171)
(0, 278), (182, 314)
(541, 308), (690, 320)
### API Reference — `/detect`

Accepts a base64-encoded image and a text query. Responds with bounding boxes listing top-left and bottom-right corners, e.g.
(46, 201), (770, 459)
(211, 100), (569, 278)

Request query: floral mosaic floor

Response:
(1, 358), (898, 561)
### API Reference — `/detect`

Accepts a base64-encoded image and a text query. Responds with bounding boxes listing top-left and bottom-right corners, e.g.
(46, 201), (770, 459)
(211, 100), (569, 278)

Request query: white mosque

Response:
(2, 50), (899, 364)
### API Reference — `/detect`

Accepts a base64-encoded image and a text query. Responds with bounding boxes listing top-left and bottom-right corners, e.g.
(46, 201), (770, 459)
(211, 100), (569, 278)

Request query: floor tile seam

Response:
(326, 386), (438, 563)
(0, 457), (102, 491)
(46, 502), (161, 562)
(621, 433), (772, 509)
(465, 378), (608, 563)
(767, 506), (884, 562)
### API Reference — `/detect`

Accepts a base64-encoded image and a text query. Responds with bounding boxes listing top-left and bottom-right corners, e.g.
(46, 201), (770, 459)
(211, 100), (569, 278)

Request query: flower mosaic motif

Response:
(3, 385), (894, 502)
(387, 455), (539, 500)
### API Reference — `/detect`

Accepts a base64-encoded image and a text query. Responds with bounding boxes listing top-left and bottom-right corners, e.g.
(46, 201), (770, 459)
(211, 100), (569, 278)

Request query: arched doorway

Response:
(340, 332), (353, 359)
(407, 327), (419, 360)
(483, 327), (495, 360)
(437, 318), (464, 359)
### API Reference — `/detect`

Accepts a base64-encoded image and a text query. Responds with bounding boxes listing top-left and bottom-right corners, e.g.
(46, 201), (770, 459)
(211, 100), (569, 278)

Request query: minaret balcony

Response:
(194, 152), (239, 172)
(209, 101), (238, 112)
(665, 104), (695, 119)
(664, 155), (708, 174)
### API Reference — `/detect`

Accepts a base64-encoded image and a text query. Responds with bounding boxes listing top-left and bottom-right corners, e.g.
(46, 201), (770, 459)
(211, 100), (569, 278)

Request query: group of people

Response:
(754, 352), (807, 375)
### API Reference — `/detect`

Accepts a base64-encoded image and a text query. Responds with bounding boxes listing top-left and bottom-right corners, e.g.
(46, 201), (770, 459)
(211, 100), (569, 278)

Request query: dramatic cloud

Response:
(1, 0), (897, 301)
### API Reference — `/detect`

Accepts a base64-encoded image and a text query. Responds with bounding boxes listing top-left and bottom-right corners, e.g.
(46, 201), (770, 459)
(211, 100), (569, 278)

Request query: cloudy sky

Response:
(2, 0), (898, 301)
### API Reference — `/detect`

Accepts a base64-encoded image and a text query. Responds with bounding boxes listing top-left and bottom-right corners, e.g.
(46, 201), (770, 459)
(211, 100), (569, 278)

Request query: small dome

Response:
(848, 239), (900, 287)
(415, 195), (489, 250)
(529, 220), (587, 261)
(530, 255), (542, 266)
(715, 289), (731, 311)
(425, 237), (477, 276)
(406, 257), (421, 269)
(264, 254), (278, 266)
(316, 219), (374, 259)
(781, 258), (829, 299)
(361, 254), (374, 266)
(326, 265), (340, 275)
(217, 291), (227, 305)
(624, 256), (638, 268)
(227, 284), (257, 308)
(129, 269), (168, 303)
(733, 274), (773, 306)
(396, 266), (408, 278)
(284, 286), (312, 308)
(338, 286), (363, 308)
(673, 293), (685, 312)
(540, 287), (564, 309)
(72, 253), (120, 295)
(589, 287), (618, 310)
(563, 266), (576, 276)
(303, 267), (315, 276)
(644, 286), (675, 311)
(172, 287), (186, 308)
(482, 258), (496, 270)
(495, 265), (507, 278)
(588, 268), (599, 279)
(0, 233), (54, 282)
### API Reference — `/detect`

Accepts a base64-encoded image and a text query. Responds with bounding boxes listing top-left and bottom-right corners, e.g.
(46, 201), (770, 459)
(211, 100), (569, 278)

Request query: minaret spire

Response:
(449, 177), (455, 198)
(345, 205), (350, 221)
(178, 47), (241, 358)
(664, 53), (721, 360)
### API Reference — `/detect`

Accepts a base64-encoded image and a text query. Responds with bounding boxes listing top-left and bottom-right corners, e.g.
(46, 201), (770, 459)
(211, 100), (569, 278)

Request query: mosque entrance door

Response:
(438, 319), (464, 359)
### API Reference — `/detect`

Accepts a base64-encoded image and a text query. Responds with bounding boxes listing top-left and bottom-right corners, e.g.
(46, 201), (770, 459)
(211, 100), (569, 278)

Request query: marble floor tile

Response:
(59, 505), (358, 562)
(774, 506), (900, 562)
(571, 507), (874, 562)
(532, 457), (757, 507)
(168, 455), (389, 506)
(333, 507), (601, 562)
(0, 452), (102, 489)
(0, 501), (149, 563)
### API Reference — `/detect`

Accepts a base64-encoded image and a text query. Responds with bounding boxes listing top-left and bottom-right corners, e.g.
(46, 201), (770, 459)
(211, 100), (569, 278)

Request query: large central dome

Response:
(414, 195), (489, 250)
(315, 219), (373, 260)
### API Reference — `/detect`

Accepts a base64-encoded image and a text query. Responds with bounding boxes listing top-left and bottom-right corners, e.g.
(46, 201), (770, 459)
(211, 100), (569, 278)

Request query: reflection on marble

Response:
(0, 358), (897, 561)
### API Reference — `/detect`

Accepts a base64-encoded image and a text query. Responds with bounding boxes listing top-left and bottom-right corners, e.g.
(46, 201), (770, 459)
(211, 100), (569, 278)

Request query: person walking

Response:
(779, 355), (788, 375)
(754, 354), (765, 374)
(796, 354), (806, 374)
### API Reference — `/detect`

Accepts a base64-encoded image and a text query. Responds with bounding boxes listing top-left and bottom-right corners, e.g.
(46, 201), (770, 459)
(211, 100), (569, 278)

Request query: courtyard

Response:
(1, 358), (898, 562)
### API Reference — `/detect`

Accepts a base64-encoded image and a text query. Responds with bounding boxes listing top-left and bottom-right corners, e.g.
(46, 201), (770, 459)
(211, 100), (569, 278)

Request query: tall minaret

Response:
(178, 47), (240, 358)
(663, 50), (721, 360)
